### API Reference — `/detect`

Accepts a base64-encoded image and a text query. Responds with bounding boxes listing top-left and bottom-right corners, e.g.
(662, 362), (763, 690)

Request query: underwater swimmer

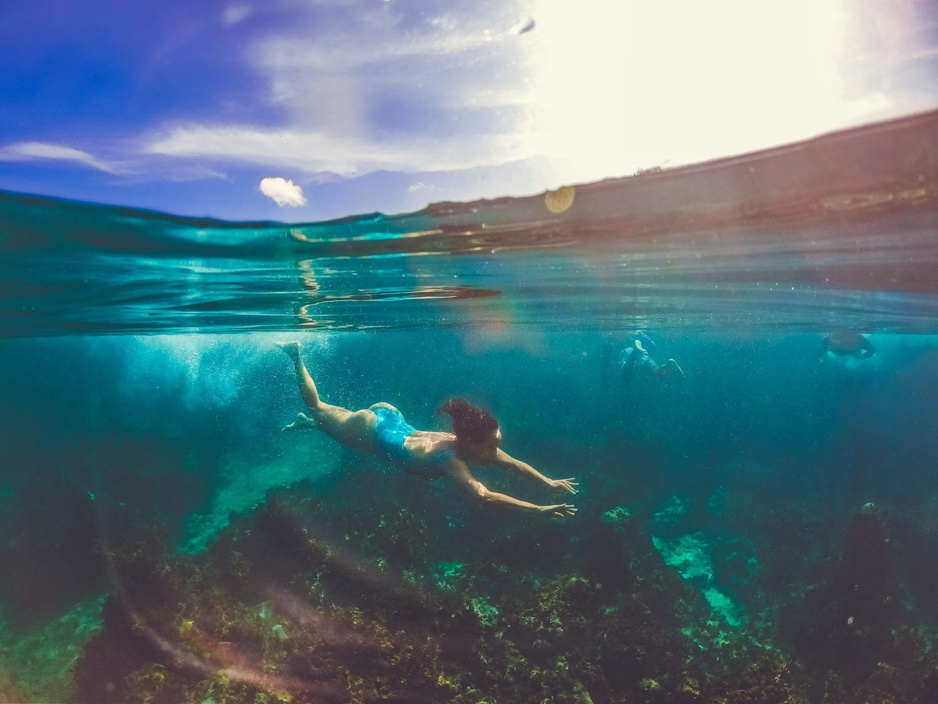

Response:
(277, 342), (577, 518)
(817, 331), (876, 361)
(620, 332), (684, 382)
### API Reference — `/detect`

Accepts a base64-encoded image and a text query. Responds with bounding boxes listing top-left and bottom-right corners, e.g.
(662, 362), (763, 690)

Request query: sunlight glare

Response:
(524, 0), (886, 184)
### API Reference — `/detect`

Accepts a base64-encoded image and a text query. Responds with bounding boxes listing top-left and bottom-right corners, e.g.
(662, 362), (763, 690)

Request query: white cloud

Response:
(0, 141), (128, 174)
(146, 125), (398, 174)
(246, 5), (532, 139)
(137, 4), (539, 178)
(223, 4), (252, 25)
(132, 0), (935, 199)
(259, 176), (307, 206)
(144, 123), (537, 176)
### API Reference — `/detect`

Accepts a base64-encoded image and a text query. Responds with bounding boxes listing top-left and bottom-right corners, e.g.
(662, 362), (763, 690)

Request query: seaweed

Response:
(73, 475), (938, 703)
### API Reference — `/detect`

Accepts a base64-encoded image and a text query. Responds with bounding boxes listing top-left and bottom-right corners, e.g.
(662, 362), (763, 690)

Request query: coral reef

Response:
(72, 469), (938, 703)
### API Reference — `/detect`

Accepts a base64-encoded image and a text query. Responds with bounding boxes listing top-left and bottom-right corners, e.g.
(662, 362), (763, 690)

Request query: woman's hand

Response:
(547, 477), (579, 495)
(541, 503), (577, 518)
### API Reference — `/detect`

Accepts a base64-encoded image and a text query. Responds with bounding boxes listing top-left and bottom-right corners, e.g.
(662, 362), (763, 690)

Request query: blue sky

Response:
(1, 0), (936, 221)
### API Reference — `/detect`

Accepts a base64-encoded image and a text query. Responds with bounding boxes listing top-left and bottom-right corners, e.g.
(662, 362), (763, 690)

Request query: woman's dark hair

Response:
(440, 398), (498, 442)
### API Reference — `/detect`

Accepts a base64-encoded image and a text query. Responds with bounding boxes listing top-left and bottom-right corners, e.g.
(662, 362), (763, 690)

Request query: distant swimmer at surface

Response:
(277, 342), (577, 518)
(620, 332), (684, 383)
(817, 331), (876, 362)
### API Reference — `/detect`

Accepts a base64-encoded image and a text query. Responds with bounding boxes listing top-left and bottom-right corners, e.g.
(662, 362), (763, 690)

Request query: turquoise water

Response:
(3, 119), (938, 701)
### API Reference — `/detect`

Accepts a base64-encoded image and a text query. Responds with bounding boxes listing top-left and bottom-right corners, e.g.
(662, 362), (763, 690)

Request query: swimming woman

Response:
(277, 342), (577, 518)
(620, 332), (684, 382)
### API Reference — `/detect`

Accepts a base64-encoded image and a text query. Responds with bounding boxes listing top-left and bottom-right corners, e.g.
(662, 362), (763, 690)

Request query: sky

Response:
(0, 0), (936, 222)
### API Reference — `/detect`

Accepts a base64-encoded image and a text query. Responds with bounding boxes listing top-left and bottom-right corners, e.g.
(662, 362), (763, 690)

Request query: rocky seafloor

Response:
(69, 459), (938, 704)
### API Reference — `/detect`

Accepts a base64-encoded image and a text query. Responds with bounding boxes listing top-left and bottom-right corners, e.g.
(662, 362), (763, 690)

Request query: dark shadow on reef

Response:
(73, 461), (938, 703)
(778, 505), (938, 703)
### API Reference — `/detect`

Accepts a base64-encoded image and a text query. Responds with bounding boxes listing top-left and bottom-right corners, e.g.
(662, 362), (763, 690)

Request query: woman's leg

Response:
(649, 357), (685, 378)
(277, 342), (378, 453)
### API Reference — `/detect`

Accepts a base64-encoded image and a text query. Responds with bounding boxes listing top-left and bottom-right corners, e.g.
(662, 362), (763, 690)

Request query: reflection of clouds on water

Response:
(295, 258), (324, 328)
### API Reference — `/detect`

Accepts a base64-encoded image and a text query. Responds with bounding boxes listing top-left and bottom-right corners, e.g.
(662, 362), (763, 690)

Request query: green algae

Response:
(470, 597), (499, 627)
(0, 594), (105, 702)
(67, 473), (938, 704)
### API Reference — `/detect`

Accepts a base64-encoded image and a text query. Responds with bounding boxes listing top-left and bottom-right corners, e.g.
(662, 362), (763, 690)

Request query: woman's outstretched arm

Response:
(446, 457), (576, 517)
(493, 449), (579, 496)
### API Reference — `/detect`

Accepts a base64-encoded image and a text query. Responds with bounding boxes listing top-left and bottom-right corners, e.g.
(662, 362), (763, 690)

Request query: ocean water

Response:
(3, 116), (938, 702)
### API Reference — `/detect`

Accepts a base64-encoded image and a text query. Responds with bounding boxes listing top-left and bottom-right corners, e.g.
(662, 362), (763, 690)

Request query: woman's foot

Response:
(276, 341), (301, 361)
(283, 412), (317, 431)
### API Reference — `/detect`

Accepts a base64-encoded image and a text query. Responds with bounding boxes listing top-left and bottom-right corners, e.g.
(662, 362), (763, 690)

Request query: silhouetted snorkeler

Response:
(277, 342), (577, 518)
(817, 331), (876, 361)
(620, 332), (684, 382)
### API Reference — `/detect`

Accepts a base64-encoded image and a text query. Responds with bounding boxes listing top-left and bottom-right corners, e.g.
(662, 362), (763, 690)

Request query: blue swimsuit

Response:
(371, 405), (453, 479)
(372, 405), (417, 464)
